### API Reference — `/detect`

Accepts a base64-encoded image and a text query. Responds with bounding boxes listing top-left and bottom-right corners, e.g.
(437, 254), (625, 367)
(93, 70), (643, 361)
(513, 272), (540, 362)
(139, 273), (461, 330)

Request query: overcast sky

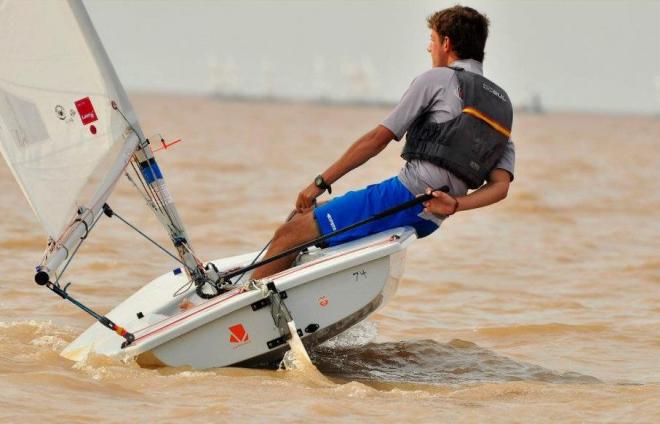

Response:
(84, 0), (660, 114)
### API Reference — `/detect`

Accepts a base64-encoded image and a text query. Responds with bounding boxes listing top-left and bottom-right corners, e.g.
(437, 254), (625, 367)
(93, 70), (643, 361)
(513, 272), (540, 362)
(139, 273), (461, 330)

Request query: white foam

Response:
(320, 321), (378, 349)
(30, 335), (68, 351)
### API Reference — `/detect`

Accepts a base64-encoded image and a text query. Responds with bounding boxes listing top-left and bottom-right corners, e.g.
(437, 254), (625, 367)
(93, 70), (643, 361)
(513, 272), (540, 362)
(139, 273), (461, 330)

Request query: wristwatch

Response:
(314, 174), (332, 194)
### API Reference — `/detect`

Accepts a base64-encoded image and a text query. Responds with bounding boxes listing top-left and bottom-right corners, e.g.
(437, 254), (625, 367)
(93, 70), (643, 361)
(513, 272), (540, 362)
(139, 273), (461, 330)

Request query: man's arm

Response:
(296, 125), (395, 211)
(423, 168), (511, 216)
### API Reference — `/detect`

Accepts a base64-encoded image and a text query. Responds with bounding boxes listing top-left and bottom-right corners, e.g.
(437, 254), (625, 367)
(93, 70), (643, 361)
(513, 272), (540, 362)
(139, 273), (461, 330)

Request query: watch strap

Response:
(315, 175), (332, 194)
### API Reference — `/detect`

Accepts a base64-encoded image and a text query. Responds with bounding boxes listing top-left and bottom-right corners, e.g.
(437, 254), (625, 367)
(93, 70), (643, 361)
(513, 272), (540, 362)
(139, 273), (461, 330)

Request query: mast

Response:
(126, 135), (209, 286)
(34, 1), (211, 288)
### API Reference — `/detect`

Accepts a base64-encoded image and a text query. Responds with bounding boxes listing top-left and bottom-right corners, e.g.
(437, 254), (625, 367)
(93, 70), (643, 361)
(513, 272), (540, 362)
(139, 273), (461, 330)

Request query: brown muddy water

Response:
(0, 95), (658, 423)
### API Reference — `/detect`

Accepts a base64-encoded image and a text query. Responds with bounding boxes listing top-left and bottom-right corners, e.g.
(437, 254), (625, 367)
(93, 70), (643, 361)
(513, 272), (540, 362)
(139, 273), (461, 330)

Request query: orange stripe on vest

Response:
(462, 107), (511, 138)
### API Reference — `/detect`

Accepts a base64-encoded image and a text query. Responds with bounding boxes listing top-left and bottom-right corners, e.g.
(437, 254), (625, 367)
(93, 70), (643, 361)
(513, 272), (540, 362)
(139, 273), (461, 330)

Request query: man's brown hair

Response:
(427, 5), (490, 62)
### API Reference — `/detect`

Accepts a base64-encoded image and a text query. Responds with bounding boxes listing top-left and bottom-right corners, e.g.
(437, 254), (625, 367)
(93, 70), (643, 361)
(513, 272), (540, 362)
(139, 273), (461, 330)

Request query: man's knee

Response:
(272, 211), (319, 245)
(273, 220), (295, 241)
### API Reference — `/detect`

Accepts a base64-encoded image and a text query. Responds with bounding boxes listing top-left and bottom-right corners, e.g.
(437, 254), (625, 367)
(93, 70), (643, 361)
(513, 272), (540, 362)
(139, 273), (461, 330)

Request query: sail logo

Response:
(74, 97), (98, 125)
(229, 324), (250, 346)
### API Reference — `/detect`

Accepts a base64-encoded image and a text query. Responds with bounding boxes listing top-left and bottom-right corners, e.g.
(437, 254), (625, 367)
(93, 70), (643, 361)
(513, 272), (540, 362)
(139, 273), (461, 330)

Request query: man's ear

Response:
(442, 36), (452, 53)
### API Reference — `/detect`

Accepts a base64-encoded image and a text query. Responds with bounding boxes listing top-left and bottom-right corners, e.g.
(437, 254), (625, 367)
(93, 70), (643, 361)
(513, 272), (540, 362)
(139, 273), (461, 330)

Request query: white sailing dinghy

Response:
(0, 1), (426, 369)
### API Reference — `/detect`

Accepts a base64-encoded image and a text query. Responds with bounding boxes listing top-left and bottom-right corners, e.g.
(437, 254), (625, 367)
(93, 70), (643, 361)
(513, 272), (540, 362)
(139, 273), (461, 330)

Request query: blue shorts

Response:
(313, 176), (439, 246)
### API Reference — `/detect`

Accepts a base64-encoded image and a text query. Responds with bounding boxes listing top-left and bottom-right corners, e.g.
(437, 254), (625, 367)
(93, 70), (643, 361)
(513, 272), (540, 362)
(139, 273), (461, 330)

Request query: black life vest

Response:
(401, 67), (513, 189)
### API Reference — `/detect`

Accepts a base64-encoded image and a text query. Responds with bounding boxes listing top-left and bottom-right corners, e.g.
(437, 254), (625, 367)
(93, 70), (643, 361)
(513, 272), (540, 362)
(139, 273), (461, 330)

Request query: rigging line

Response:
(53, 209), (103, 287)
(130, 162), (168, 219)
(51, 211), (85, 249)
(172, 278), (195, 297)
(132, 153), (181, 235)
(128, 160), (165, 216)
(233, 210), (297, 285)
(128, 160), (152, 201)
(125, 170), (178, 235)
(152, 181), (182, 235)
(125, 171), (154, 209)
(129, 158), (178, 236)
(113, 103), (141, 142)
(130, 157), (165, 212)
(40, 237), (57, 265)
(180, 241), (204, 268)
(113, 104), (171, 222)
(114, 105), (187, 256)
(138, 146), (185, 235)
(102, 204), (194, 273)
(234, 240), (271, 285)
(126, 165), (186, 268)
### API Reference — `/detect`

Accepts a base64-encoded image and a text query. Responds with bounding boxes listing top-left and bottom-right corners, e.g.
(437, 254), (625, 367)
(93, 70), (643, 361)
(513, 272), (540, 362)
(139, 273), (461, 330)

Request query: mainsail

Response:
(0, 0), (142, 274)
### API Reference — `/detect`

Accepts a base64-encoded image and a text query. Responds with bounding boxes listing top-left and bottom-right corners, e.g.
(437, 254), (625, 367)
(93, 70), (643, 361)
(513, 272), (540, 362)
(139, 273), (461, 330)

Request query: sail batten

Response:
(0, 0), (142, 273)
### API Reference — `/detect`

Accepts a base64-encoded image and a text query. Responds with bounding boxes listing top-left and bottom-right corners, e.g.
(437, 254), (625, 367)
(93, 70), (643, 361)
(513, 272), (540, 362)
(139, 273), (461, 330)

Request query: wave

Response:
(311, 338), (600, 386)
(0, 320), (76, 372)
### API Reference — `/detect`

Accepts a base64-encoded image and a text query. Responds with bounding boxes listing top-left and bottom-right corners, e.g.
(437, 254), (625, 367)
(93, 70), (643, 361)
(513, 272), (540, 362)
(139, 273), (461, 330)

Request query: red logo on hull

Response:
(229, 324), (249, 344)
(74, 97), (98, 125)
(319, 296), (329, 307)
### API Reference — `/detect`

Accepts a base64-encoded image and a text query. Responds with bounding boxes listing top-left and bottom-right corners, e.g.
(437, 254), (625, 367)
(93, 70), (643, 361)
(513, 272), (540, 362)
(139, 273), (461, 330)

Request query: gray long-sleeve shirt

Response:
(382, 59), (515, 200)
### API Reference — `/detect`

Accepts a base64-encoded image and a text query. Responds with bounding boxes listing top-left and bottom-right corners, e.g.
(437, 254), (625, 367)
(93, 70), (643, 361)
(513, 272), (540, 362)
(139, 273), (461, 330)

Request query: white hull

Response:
(62, 227), (416, 369)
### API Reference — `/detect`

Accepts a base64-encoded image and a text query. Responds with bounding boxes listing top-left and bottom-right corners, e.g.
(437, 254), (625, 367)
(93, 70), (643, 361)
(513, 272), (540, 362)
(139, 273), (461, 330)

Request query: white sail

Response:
(0, 0), (142, 245)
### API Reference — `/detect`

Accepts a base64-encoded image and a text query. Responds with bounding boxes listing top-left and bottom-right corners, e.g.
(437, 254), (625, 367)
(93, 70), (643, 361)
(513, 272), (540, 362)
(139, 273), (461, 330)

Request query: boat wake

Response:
(1, 318), (599, 393)
(311, 338), (600, 386)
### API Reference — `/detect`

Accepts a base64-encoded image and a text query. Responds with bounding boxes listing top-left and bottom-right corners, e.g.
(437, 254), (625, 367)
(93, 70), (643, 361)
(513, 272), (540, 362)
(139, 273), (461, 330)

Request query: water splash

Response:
(281, 321), (312, 369)
(0, 319), (75, 359)
(279, 320), (334, 387)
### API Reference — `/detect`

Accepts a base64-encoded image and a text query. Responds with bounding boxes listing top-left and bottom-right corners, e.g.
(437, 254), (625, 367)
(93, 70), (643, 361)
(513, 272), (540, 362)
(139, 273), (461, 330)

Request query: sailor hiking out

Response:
(251, 5), (516, 281)
(0, 2), (516, 369)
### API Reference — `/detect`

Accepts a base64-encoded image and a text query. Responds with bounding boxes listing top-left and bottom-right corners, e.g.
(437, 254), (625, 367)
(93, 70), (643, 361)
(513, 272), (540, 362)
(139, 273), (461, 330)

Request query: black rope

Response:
(219, 186), (450, 282)
(233, 209), (298, 285)
(102, 203), (194, 274)
(173, 279), (195, 297)
(233, 240), (271, 285)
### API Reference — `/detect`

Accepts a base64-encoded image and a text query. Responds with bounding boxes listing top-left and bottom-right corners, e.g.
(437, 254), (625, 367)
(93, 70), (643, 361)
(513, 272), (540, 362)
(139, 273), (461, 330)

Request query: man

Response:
(251, 5), (514, 280)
